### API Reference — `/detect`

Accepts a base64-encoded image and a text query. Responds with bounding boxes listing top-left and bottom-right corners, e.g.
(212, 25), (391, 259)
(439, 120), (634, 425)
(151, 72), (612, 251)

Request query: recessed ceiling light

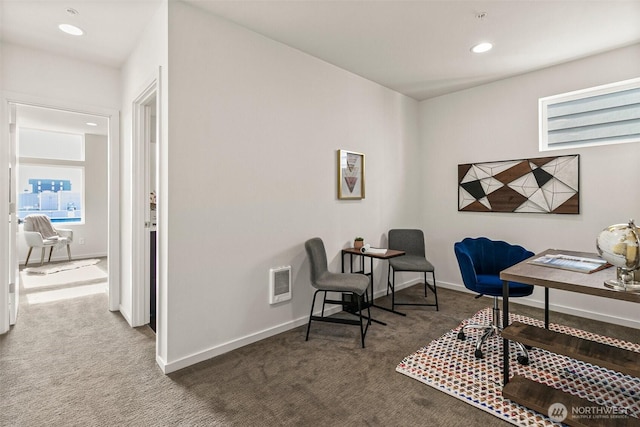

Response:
(86, 122), (98, 127)
(58, 24), (84, 36)
(471, 42), (493, 54)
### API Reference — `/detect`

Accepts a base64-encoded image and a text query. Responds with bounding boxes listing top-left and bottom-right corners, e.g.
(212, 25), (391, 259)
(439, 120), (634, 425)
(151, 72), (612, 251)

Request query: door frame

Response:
(131, 76), (158, 327)
(0, 92), (120, 333)
(8, 103), (18, 325)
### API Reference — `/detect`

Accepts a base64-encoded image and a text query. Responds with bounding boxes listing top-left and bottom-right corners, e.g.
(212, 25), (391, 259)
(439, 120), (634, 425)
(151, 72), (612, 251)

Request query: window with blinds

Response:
(539, 77), (640, 151)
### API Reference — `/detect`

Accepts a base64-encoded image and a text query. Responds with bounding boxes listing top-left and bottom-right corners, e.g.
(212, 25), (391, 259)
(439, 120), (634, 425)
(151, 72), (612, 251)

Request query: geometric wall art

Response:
(337, 149), (365, 200)
(458, 154), (579, 214)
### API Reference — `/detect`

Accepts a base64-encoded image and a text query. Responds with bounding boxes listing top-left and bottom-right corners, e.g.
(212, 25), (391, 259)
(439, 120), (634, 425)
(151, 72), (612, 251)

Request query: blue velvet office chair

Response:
(454, 237), (534, 362)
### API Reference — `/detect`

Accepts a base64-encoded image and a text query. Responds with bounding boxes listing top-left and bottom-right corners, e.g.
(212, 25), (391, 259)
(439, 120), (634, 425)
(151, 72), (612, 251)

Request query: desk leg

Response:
(371, 258), (406, 317)
(503, 280), (510, 386)
(363, 256), (389, 325)
(340, 253), (349, 311)
(545, 287), (549, 329)
(370, 257), (375, 303)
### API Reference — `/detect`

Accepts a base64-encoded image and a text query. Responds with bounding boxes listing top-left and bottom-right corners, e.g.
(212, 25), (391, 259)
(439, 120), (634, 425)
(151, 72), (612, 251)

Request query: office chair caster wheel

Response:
(517, 355), (529, 365)
(457, 331), (465, 340)
(474, 349), (483, 359)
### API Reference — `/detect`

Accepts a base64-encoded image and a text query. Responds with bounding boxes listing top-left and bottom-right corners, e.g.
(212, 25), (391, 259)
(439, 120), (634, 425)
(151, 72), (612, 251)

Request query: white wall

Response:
(120, 0), (168, 357)
(0, 44), (120, 264)
(0, 43), (121, 108)
(0, 42), (121, 332)
(16, 133), (108, 263)
(163, 2), (420, 371)
(419, 43), (640, 328)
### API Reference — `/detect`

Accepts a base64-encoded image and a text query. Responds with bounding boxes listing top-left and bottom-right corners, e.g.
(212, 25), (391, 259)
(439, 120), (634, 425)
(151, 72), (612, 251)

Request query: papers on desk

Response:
(359, 244), (388, 255)
(528, 253), (611, 274)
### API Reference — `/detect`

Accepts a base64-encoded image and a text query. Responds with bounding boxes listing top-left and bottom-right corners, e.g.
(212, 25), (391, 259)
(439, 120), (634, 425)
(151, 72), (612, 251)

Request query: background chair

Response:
(23, 214), (73, 266)
(305, 237), (371, 348)
(453, 237), (533, 362)
(387, 229), (438, 313)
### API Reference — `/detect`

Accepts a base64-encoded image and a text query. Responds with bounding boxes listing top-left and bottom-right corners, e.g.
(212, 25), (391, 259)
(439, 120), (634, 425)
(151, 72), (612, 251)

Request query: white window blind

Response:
(19, 128), (85, 161)
(539, 78), (640, 151)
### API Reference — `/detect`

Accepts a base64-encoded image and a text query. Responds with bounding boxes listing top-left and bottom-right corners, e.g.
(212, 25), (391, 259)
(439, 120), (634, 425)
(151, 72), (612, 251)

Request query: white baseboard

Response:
(161, 304), (343, 374)
(159, 278), (639, 374)
(156, 354), (169, 374)
(118, 304), (134, 327)
(435, 280), (640, 330)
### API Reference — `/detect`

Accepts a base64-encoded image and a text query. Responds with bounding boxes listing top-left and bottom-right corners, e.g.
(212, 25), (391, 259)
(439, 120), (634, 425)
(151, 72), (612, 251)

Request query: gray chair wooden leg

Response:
(40, 248), (46, 265)
(48, 247), (54, 263)
(25, 247), (33, 266)
(66, 244), (72, 261)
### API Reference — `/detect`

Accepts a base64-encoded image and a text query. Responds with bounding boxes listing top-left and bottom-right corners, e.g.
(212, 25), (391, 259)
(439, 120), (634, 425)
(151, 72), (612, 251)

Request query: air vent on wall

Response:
(269, 266), (292, 304)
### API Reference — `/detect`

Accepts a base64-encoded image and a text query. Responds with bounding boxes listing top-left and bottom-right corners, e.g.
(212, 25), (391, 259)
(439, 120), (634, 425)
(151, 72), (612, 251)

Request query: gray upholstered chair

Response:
(387, 229), (438, 312)
(23, 214), (73, 266)
(304, 237), (371, 348)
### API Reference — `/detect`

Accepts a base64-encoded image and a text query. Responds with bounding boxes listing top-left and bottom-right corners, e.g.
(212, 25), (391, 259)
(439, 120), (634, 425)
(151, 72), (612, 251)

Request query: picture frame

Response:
(337, 149), (365, 200)
(458, 154), (579, 214)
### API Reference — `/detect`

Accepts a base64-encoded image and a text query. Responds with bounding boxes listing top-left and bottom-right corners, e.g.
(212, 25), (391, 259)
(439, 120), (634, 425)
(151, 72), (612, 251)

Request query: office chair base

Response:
(457, 313), (530, 365)
(457, 324), (529, 364)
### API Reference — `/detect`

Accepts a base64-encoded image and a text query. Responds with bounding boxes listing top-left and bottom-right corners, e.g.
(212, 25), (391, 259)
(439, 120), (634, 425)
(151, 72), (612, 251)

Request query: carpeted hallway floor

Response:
(1, 276), (637, 426)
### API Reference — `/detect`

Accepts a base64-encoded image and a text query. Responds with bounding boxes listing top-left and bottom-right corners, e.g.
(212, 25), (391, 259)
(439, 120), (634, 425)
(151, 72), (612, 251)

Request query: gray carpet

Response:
(1, 274), (637, 426)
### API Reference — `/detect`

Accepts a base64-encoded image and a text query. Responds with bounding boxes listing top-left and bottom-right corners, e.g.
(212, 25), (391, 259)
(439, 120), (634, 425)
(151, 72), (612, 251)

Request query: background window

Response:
(17, 129), (85, 224)
(539, 78), (640, 151)
(19, 128), (84, 161)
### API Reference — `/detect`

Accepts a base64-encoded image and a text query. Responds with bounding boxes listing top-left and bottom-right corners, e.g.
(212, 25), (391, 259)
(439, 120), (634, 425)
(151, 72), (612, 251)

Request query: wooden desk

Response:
(500, 249), (640, 425)
(341, 247), (405, 324)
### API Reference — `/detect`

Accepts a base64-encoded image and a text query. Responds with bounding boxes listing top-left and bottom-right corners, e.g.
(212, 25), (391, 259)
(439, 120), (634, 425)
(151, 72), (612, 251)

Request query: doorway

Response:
(4, 100), (120, 326)
(132, 78), (159, 331)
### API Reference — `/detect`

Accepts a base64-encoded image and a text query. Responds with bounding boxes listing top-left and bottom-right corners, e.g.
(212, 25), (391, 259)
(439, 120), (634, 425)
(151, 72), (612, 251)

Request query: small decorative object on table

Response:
(596, 219), (640, 291)
(354, 237), (364, 250)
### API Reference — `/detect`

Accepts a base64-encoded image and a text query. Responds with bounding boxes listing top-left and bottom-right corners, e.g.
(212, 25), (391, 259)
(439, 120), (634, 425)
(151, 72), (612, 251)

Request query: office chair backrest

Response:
(388, 229), (425, 257)
(454, 237), (533, 284)
(305, 237), (329, 287)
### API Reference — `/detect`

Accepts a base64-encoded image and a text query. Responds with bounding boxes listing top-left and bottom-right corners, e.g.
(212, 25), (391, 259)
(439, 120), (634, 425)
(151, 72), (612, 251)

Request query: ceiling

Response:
(15, 104), (109, 137)
(184, 0), (640, 100)
(2, 0), (640, 132)
(1, 0), (163, 70)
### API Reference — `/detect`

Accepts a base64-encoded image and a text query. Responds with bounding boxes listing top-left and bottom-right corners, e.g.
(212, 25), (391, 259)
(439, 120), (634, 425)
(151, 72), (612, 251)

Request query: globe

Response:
(596, 219), (640, 291)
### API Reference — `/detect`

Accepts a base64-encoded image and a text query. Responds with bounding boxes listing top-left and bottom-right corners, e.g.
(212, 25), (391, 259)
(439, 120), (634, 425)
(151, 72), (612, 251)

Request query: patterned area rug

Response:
(23, 258), (101, 275)
(21, 265), (107, 290)
(396, 308), (640, 426)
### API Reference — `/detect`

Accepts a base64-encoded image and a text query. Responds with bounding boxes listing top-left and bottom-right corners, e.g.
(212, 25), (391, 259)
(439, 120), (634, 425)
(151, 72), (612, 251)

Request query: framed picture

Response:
(337, 149), (365, 200)
(458, 154), (579, 214)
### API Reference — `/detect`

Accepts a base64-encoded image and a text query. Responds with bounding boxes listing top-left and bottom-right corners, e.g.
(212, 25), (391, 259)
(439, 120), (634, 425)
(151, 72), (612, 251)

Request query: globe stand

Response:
(604, 267), (640, 292)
